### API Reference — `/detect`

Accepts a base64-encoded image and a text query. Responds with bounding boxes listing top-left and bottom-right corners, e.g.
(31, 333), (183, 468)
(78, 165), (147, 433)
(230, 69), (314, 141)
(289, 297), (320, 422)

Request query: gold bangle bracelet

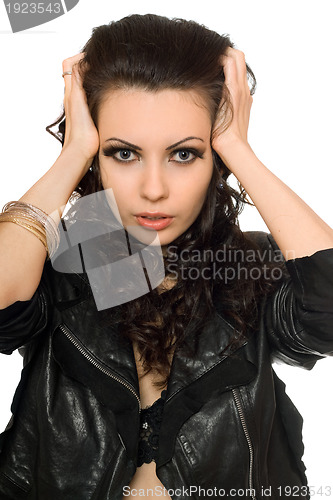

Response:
(0, 214), (46, 238)
(0, 217), (48, 256)
(0, 211), (45, 231)
(2, 201), (50, 220)
(1, 201), (60, 259)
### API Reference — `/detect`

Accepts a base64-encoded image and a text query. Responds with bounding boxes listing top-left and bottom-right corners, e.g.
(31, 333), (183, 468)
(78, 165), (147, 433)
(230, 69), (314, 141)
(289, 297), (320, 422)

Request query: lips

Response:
(135, 212), (174, 230)
(136, 212), (173, 219)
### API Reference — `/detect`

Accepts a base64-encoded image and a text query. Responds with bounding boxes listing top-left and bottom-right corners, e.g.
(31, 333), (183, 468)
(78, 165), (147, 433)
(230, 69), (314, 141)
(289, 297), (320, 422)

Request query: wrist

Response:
(213, 138), (254, 168)
(59, 144), (95, 171)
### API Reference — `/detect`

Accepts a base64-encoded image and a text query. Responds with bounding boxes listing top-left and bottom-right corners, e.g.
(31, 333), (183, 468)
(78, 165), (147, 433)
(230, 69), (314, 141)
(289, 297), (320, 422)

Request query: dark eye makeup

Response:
(102, 146), (138, 162)
(172, 148), (204, 163)
(101, 145), (204, 164)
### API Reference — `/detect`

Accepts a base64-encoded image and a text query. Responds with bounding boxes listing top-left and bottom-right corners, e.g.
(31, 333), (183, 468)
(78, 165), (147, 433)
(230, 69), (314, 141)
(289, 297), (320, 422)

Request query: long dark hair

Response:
(47, 14), (283, 388)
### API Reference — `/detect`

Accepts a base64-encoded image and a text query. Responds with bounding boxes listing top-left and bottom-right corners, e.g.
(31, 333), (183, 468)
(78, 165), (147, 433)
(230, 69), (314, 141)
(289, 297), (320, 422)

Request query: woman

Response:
(0, 13), (333, 500)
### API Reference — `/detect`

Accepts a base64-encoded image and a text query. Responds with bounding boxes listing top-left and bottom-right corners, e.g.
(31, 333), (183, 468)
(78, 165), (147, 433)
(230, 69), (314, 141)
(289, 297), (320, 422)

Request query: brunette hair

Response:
(47, 14), (283, 388)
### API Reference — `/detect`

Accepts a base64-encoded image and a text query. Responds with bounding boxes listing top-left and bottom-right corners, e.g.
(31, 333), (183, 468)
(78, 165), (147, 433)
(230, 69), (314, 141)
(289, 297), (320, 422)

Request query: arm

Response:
(0, 53), (99, 310)
(212, 48), (333, 260)
(0, 262), (52, 355)
(251, 232), (333, 368)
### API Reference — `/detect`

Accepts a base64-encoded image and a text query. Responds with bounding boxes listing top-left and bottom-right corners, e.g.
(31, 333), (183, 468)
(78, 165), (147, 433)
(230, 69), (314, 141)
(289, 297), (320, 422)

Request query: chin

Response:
(122, 224), (170, 249)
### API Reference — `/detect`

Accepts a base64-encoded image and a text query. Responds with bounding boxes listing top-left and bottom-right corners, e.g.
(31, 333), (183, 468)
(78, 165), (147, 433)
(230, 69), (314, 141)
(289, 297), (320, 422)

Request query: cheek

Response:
(100, 164), (129, 194)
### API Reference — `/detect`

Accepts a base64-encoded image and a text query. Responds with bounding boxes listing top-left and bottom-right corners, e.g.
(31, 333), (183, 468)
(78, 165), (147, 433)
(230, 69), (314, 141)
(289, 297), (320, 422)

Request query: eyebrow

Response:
(104, 136), (204, 151)
(165, 136), (204, 150)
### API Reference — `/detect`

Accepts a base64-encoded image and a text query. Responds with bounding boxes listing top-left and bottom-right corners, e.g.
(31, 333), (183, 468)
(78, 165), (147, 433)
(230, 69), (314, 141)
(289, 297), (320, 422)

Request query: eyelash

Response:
(102, 146), (204, 164)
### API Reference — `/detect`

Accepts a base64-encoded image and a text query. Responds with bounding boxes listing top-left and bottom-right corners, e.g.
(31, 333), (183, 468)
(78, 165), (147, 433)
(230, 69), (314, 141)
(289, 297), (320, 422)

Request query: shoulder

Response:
(242, 231), (285, 266)
(243, 230), (279, 252)
(42, 256), (91, 310)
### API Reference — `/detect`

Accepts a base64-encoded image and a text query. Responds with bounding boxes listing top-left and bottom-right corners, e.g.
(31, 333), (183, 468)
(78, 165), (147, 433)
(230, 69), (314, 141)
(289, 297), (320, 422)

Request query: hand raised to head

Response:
(62, 52), (100, 163)
(212, 48), (253, 155)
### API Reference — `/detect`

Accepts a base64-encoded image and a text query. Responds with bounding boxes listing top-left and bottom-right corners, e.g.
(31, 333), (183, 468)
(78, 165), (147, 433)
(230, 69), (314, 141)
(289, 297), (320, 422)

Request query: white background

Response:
(0, 0), (332, 496)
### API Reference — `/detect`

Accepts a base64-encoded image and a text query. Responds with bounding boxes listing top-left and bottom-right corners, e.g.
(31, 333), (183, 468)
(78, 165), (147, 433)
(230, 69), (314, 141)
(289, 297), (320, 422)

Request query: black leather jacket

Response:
(0, 231), (333, 500)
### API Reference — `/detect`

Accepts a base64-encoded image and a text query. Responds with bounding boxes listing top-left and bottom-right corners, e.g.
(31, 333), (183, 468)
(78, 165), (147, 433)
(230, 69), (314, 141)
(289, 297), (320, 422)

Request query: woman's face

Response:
(97, 88), (214, 247)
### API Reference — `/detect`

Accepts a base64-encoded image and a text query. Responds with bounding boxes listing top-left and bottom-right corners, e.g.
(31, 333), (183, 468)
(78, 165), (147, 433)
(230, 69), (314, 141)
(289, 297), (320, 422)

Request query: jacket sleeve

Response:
(259, 232), (333, 369)
(0, 261), (52, 355)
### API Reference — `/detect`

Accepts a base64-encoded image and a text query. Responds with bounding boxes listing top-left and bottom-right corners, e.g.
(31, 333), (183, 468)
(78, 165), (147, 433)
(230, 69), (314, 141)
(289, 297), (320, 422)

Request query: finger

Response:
(224, 48), (246, 76)
(62, 52), (85, 97)
(71, 61), (86, 92)
(62, 53), (86, 126)
(221, 48), (248, 88)
(67, 61), (90, 115)
(62, 53), (84, 88)
(62, 57), (91, 149)
(62, 52), (85, 72)
(231, 50), (251, 95)
(222, 55), (252, 106)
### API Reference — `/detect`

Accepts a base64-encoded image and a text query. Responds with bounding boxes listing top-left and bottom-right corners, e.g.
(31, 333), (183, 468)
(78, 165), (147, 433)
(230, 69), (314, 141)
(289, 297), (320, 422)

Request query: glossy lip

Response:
(134, 212), (174, 230)
(135, 212), (173, 218)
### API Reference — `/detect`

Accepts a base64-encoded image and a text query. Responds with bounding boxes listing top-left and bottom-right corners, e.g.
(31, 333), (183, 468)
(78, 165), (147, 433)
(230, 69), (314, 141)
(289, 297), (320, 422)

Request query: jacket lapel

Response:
(157, 309), (258, 466)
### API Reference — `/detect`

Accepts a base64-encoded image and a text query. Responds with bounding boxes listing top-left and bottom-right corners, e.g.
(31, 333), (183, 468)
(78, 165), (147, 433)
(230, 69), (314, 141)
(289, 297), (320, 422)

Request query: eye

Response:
(102, 146), (139, 163)
(170, 149), (201, 164)
(113, 149), (137, 162)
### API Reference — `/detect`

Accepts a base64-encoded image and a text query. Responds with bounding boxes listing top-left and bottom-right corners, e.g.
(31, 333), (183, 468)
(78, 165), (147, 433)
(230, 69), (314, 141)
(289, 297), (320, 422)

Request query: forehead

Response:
(97, 88), (212, 142)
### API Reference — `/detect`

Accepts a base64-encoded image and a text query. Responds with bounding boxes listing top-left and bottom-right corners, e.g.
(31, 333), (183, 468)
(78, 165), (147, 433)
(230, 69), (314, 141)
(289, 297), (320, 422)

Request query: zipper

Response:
(57, 323), (141, 412)
(232, 388), (257, 500)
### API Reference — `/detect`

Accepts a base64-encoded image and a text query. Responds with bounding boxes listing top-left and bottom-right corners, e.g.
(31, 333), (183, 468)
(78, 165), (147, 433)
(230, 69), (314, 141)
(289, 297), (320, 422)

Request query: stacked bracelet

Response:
(0, 201), (60, 259)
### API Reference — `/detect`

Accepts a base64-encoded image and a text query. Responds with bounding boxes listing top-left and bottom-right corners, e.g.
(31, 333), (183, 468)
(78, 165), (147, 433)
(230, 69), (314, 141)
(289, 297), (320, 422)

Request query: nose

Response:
(139, 161), (169, 202)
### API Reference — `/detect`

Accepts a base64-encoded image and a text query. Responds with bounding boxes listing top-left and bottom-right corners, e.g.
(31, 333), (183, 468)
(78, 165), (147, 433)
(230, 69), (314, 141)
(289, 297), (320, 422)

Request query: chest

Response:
(132, 341), (170, 408)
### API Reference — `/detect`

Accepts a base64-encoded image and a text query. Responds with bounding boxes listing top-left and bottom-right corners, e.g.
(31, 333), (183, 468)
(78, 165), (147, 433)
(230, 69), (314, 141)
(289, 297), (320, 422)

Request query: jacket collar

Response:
(50, 265), (258, 396)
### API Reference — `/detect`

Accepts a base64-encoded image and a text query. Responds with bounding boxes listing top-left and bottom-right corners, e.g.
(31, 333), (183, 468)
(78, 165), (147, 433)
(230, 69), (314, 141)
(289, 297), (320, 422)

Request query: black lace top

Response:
(137, 389), (167, 467)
